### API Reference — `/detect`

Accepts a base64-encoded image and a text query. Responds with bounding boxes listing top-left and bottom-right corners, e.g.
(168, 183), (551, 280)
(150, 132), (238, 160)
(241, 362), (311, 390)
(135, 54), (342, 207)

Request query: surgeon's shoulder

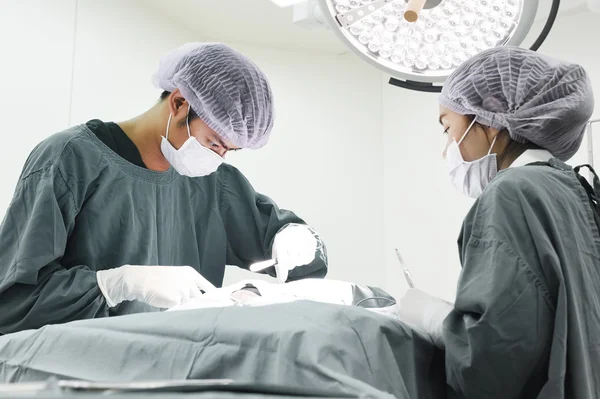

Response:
(216, 163), (252, 186)
(22, 125), (105, 177)
(214, 163), (262, 201)
(483, 163), (570, 202)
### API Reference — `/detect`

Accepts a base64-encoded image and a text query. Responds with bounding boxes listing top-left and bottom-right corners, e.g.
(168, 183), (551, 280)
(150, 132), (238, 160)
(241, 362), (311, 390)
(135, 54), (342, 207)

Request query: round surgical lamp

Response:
(318, 0), (561, 92)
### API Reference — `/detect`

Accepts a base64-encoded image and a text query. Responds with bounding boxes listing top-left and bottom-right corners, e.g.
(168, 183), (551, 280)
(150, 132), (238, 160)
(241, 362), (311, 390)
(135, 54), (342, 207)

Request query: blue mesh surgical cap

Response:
(439, 46), (594, 161)
(152, 43), (275, 149)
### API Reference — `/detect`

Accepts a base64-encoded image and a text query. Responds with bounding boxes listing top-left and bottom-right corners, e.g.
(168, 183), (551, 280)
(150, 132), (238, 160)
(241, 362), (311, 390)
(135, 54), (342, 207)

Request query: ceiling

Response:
(143, 0), (348, 53)
(143, 0), (591, 54)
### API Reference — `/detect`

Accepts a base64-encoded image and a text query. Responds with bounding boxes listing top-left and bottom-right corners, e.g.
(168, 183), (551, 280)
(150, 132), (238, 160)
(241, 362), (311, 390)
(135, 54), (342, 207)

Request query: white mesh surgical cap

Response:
(439, 46), (594, 161)
(152, 43), (275, 149)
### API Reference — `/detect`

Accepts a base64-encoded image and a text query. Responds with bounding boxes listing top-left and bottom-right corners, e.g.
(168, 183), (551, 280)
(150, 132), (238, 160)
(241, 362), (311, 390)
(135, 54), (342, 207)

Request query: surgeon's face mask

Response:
(445, 119), (498, 199)
(160, 105), (224, 177)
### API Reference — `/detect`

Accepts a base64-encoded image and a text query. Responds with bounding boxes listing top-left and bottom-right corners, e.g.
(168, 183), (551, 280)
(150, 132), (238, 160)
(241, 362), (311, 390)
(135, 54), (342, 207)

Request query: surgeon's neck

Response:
(118, 104), (171, 172)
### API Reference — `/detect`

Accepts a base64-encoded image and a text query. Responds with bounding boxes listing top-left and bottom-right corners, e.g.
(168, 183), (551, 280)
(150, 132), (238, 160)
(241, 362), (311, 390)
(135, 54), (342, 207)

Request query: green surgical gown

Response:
(0, 125), (327, 334)
(445, 159), (600, 398)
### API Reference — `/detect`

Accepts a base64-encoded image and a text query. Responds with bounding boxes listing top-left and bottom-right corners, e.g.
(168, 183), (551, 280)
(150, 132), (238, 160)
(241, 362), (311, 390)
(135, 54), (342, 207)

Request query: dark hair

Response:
(160, 91), (198, 124)
(160, 91), (170, 101)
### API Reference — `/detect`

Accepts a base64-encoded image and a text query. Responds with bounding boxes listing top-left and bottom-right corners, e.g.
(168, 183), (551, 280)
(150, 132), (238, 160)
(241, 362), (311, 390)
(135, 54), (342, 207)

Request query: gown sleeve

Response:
(218, 165), (327, 281)
(444, 179), (556, 398)
(0, 166), (108, 334)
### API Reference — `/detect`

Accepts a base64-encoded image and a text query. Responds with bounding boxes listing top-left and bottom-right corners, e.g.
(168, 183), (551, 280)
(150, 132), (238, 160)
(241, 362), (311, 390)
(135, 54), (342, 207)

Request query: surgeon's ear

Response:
(167, 88), (189, 118)
(482, 126), (513, 160)
(481, 124), (502, 145)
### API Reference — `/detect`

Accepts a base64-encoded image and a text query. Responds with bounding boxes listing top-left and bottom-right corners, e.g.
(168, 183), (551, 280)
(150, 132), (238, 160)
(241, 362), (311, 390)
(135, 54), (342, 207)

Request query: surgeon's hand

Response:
(96, 265), (216, 309)
(271, 224), (318, 282)
(397, 288), (454, 349)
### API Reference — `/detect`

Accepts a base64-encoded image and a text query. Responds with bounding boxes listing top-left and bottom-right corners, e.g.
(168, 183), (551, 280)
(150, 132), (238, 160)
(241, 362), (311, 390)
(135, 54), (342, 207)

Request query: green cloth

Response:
(444, 159), (600, 398)
(0, 301), (444, 398)
(0, 125), (327, 334)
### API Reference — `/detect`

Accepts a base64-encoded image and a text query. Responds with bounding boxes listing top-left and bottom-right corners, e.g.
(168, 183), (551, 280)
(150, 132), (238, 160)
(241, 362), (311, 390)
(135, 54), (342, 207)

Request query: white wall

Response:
(381, 11), (600, 302)
(382, 86), (471, 302)
(0, 0), (76, 217)
(0, 0), (385, 288)
(69, 0), (192, 123)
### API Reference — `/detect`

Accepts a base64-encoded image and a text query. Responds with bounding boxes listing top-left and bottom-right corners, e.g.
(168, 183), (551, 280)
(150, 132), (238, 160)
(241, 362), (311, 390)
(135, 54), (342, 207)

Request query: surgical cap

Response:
(153, 43), (275, 149)
(439, 46), (594, 161)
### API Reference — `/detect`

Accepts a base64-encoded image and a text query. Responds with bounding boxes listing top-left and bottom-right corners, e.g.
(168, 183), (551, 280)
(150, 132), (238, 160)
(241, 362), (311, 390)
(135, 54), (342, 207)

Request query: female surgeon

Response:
(398, 46), (599, 398)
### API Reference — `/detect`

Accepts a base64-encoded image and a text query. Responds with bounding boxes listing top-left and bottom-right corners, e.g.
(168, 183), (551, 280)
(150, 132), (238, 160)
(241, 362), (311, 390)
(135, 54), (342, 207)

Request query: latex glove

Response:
(397, 288), (453, 349)
(271, 224), (318, 282)
(97, 265), (216, 309)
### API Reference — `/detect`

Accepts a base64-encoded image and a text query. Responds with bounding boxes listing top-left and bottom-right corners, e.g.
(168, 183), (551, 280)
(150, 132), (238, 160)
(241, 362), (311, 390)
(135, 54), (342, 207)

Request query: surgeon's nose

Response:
(442, 137), (452, 160)
(208, 147), (227, 158)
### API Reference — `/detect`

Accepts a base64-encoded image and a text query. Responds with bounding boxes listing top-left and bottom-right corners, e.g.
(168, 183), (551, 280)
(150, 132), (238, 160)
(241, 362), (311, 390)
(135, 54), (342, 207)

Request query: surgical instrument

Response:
(395, 248), (415, 289)
(249, 258), (277, 272)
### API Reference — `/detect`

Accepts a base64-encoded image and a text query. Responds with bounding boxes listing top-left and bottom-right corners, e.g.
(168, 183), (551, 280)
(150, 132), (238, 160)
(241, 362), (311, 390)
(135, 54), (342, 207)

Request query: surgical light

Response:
(318, 0), (561, 92)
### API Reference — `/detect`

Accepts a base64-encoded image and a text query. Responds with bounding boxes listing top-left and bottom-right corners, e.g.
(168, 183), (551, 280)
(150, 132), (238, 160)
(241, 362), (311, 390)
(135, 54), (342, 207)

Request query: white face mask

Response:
(445, 119), (498, 199)
(160, 105), (224, 177)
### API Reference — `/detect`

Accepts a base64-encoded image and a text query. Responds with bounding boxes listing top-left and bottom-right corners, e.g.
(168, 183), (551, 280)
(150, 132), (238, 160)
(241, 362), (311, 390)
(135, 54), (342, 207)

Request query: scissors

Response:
(395, 248), (415, 289)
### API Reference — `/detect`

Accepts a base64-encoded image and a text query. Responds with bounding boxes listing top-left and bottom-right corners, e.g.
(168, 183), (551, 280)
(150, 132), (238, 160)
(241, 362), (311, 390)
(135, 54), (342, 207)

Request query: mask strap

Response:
(487, 135), (498, 155)
(165, 114), (173, 140)
(186, 104), (192, 138)
(457, 119), (477, 146)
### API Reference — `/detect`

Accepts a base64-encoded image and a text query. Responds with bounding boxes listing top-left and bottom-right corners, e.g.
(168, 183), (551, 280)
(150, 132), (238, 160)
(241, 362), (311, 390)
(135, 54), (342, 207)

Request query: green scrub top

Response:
(444, 159), (600, 398)
(0, 124), (327, 334)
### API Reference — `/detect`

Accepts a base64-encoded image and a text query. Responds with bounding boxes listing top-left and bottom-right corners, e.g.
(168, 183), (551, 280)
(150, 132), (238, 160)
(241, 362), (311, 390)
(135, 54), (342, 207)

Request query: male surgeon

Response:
(0, 43), (327, 334)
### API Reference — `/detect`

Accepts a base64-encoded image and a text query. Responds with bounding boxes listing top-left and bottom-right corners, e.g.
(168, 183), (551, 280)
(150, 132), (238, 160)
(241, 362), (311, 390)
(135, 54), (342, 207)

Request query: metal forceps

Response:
(394, 248), (415, 289)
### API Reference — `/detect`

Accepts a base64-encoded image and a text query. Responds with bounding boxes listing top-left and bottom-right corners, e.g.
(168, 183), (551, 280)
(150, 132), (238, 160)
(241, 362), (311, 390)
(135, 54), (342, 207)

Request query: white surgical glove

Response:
(96, 265), (216, 309)
(397, 288), (454, 349)
(271, 224), (318, 282)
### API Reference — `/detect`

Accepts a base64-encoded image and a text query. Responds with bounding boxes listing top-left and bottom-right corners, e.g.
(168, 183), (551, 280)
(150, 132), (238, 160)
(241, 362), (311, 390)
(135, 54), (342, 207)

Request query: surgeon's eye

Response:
(443, 127), (449, 135)
(209, 140), (220, 148)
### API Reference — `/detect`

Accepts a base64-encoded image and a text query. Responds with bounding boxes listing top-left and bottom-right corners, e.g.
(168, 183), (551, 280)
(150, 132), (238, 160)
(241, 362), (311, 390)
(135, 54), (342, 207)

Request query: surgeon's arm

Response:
(0, 166), (108, 334)
(218, 165), (327, 281)
(444, 238), (555, 399)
